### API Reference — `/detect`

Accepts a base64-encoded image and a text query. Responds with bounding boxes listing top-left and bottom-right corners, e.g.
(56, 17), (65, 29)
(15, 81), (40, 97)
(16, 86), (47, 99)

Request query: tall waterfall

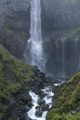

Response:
(24, 0), (45, 71)
(75, 38), (78, 57)
(62, 37), (65, 77)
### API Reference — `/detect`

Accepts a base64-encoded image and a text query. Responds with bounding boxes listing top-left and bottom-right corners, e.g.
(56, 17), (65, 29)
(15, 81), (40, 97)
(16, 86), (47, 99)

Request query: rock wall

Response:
(0, 0), (30, 58)
(41, 0), (80, 32)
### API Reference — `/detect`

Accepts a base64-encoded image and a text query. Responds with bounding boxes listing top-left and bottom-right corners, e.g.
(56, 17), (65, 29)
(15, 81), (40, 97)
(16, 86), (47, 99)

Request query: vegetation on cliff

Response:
(0, 44), (34, 119)
(47, 72), (80, 120)
(67, 27), (80, 40)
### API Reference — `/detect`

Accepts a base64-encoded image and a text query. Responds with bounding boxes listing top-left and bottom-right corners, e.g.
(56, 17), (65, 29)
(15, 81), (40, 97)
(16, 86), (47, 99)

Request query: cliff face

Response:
(0, 0), (80, 77)
(0, 0), (30, 58)
(41, 0), (80, 32)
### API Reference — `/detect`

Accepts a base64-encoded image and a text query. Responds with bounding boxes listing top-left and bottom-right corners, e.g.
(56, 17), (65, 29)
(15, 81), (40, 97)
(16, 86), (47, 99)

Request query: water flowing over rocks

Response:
(6, 68), (65, 120)
(26, 75), (66, 120)
(1, 64), (52, 120)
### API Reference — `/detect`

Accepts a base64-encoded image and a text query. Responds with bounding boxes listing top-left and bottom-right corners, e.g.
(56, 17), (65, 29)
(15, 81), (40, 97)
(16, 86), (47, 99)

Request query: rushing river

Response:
(26, 78), (66, 120)
(27, 86), (54, 120)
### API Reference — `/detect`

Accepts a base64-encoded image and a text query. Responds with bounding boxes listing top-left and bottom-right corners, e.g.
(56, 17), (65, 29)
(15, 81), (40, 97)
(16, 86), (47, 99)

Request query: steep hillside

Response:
(0, 44), (44, 120)
(47, 72), (80, 120)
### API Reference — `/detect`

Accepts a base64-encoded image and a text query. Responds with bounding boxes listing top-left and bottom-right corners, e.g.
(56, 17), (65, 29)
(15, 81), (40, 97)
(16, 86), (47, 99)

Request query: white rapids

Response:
(27, 86), (54, 120)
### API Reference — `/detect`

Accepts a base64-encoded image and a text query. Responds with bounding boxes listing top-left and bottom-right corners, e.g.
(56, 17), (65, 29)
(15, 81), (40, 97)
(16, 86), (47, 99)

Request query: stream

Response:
(27, 79), (66, 120)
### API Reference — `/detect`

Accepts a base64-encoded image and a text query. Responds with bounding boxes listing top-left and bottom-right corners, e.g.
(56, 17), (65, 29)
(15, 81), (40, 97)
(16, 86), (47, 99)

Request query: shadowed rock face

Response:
(0, 0), (30, 58)
(0, 0), (30, 15)
(1, 0), (80, 31)
(0, 0), (30, 28)
(41, 0), (80, 32)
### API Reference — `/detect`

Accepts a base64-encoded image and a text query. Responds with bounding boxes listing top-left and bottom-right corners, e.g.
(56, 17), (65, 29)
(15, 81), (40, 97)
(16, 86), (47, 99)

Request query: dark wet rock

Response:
(17, 107), (31, 120)
(19, 113), (26, 120)
(69, 105), (80, 115)
(25, 115), (32, 120)
(33, 89), (41, 95)
(21, 94), (31, 103)
(36, 106), (40, 110)
(42, 104), (49, 111)
(35, 107), (43, 117)
(38, 100), (45, 105)
(27, 102), (33, 107)
(1, 96), (9, 105)
(25, 105), (31, 112)
(0, 54), (3, 61)
(38, 100), (49, 111)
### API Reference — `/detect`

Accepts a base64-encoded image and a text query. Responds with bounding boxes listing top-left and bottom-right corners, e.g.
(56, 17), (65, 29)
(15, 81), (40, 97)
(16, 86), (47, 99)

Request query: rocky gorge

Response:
(0, 44), (80, 120)
(0, 44), (66, 120)
(0, 44), (47, 120)
(0, 0), (80, 120)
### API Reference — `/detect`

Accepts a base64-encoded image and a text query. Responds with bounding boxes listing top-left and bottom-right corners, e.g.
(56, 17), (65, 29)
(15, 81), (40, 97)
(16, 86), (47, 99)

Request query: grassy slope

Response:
(0, 44), (34, 119)
(47, 72), (80, 120)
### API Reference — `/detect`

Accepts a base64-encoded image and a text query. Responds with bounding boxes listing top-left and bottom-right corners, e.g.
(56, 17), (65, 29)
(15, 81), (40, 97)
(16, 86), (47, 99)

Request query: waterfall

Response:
(75, 38), (80, 70)
(75, 37), (78, 57)
(24, 0), (45, 72)
(61, 37), (66, 77)
(55, 40), (59, 75)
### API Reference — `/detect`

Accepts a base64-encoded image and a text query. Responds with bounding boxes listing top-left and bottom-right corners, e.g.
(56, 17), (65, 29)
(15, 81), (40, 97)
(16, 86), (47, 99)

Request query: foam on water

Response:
(27, 87), (54, 120)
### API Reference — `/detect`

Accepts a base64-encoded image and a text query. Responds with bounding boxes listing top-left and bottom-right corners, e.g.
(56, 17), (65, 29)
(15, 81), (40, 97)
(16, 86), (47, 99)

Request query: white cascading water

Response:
(24, 0), (45, 72)
(61, 37), (66, 78)
(75, 38), (80, 70)
(27, 87), (54, 120)
(75, 37), (78, 57)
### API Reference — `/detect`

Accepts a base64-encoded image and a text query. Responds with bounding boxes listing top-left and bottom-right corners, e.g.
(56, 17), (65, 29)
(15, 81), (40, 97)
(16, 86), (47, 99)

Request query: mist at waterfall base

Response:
(45, 36), (80, 79)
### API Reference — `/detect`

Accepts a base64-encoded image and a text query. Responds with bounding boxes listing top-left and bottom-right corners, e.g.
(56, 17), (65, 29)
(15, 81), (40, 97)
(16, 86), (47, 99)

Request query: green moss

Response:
(4, 25), (27, 40)
(22, 32), (26, 39)
(47, 112), (80, 120)
(47, 72), (80, 120)
(61, 0), (78, 4)
(4, 27), (14, 35)
(67, 27), (80, 40)
(0, 44), (34, 119)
